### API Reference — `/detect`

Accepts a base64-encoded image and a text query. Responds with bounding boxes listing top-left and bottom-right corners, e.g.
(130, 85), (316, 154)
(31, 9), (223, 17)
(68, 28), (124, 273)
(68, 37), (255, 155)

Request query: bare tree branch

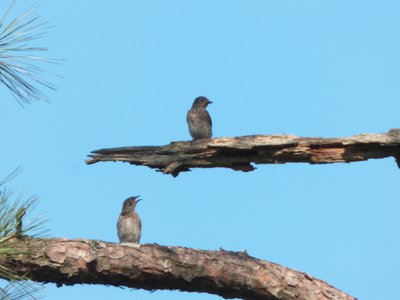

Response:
(85, 129), (400, 177)
(0, 237), (355, 300)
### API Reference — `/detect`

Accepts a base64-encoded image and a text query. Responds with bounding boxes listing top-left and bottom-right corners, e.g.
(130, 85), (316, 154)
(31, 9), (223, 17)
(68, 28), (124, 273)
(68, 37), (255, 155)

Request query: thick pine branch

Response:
(0, 237), (355, 300)
(86, 129), (400, 176)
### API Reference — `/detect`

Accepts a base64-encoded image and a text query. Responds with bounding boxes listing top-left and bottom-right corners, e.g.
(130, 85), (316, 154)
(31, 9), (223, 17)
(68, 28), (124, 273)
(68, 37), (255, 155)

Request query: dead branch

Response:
(85, 129), (400, 176)
(0, 237), (355, 300)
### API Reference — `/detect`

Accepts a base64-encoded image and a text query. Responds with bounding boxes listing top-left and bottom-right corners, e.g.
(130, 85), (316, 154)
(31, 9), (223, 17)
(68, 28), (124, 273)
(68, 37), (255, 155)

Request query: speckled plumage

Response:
(117, 196), (142, 243)
(187, 96), (212, 140)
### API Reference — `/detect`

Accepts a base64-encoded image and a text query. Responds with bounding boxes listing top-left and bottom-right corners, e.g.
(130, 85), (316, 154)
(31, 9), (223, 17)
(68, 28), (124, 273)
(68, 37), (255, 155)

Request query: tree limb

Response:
(0, 237), (355, 300)
(85, 129), (400, 176)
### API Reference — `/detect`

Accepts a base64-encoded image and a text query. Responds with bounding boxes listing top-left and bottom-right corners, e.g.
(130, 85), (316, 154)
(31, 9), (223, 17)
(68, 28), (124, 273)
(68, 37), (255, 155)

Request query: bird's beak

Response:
(135, 195), (141, 202)
(208, 100), (213, 104)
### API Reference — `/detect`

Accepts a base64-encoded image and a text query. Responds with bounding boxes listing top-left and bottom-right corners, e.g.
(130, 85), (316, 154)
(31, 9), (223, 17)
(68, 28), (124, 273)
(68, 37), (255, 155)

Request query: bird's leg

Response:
(120, 242), (141, 248)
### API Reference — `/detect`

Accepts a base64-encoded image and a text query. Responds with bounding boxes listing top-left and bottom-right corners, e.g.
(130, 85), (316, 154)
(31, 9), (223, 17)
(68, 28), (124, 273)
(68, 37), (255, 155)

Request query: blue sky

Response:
(2, 1), (400, 299)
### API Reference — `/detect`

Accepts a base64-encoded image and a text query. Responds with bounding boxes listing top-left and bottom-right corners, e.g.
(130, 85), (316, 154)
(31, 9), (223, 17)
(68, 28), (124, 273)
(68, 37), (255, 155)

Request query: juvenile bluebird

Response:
(117, 196), (142, 244)
(186, 96), (213, 140)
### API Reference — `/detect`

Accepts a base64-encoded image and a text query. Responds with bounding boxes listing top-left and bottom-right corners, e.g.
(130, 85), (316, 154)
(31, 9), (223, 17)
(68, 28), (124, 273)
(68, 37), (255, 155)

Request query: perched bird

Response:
(186, 96), (213, 140)
(117, 196), (142, 244)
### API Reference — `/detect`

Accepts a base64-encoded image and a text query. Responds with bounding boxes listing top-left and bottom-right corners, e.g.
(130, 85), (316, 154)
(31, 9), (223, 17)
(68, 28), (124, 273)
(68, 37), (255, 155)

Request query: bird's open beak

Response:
(135, 195), (142, 202)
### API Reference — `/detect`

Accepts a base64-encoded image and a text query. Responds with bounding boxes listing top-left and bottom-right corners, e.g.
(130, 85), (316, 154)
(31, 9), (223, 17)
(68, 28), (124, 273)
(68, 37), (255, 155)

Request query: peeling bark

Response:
(85, 129), (400, 176)
(0, 237), (356, 300)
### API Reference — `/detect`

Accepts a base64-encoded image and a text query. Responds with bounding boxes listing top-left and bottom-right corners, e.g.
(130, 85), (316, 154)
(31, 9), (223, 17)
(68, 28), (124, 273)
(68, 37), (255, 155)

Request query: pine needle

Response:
(0, 168), (47, 299)
(0, 0), (59, 106)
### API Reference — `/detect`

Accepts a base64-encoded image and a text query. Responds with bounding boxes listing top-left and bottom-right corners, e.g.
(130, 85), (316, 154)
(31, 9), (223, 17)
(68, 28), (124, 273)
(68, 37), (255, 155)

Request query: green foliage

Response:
(0, 167), (47, 299)
(0, 0), (58, 106)
(0, 281), (43, 300)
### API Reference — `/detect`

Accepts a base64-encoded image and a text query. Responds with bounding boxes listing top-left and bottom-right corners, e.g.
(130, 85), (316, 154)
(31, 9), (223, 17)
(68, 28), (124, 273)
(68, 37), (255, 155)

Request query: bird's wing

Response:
(186, 110), (193, 124)
(116, 216), (122, 240)
(205, 110), (212, 127)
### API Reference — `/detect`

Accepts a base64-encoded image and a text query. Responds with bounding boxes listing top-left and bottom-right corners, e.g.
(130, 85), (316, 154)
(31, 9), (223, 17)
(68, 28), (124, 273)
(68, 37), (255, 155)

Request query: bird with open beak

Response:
(117, 196), (142, 244)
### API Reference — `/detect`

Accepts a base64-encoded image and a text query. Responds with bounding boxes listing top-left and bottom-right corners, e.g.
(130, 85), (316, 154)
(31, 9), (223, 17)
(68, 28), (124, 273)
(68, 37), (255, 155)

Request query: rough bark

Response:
(85, 129), (400, 176)
(0, 237), (355, 300)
